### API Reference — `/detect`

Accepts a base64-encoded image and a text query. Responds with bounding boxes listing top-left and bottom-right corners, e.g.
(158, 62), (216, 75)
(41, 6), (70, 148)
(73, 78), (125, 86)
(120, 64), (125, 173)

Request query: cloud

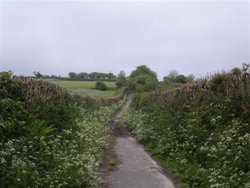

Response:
(0, 1), (249, 79)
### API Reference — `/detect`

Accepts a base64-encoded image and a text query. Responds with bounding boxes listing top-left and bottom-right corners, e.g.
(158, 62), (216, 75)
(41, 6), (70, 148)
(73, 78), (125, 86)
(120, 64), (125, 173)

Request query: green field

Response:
(46, 79), (117, 98)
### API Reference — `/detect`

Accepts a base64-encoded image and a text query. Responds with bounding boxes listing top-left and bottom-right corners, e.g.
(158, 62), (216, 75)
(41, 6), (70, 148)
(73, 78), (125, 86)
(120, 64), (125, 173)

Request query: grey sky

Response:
(0, 0), (249, 80)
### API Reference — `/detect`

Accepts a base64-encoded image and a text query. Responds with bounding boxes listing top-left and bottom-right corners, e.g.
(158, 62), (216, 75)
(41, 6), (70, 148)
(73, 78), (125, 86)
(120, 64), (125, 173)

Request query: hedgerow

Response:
(123, 64), (250, 187)
(0, 72), (123, 187)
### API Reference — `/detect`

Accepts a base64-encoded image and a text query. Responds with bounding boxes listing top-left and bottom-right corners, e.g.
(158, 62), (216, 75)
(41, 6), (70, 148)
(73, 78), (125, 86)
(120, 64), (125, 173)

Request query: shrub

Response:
(95, 81), (108, 91)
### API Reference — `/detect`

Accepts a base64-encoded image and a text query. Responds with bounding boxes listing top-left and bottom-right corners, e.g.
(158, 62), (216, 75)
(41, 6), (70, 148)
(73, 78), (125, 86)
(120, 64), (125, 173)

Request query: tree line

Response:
(33, 71), (117, 81)
(33, 67), (194, 87)
(68, 72), (117, 80)
(115, 65), (195, 91)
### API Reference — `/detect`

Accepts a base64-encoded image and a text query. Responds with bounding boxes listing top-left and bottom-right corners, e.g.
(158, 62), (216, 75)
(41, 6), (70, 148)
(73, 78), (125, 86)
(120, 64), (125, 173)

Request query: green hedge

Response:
(123, 64), (250, 187)
(0, 72), (123, 187)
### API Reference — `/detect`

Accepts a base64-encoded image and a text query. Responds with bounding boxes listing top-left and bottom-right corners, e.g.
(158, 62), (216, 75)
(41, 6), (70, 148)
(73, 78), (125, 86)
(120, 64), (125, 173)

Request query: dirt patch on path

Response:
(99, 95), (175, 188)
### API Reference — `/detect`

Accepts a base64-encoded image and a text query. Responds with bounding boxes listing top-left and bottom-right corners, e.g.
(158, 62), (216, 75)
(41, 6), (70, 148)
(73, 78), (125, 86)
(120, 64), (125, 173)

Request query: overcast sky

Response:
(0, 0), (249, 80)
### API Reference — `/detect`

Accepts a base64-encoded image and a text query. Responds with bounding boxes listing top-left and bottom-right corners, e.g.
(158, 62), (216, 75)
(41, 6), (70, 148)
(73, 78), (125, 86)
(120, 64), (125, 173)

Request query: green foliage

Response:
(0, 98), (28, 140)
(0, 72), (24, 100)
(67, 71), (117, 81)
(128, 65), (158, 92)
(68, 72), (76, 78)
(0, 105), (120, 187)
(209, 73), (227, 93)
(95, 81), (108, 91)
(163, 70), (194, 84)
(175, 74), (187, 83)
(122, 109), (153, 142)
(32, 71), (117, 81)
(116, 71), (127, 88)
(129, 65), (157, 80)
(33, 71), (43, 78)
(0, 72), (124, 187)
(123, 65), (250, 187)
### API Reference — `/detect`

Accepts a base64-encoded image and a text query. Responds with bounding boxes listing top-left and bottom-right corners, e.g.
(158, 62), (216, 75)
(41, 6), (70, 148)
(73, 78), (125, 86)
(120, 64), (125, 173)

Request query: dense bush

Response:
(0, 72), (123, 187)
(123, 64), (250, 187)
(95, 81), (108, 91)
(116, 71), (127, 88)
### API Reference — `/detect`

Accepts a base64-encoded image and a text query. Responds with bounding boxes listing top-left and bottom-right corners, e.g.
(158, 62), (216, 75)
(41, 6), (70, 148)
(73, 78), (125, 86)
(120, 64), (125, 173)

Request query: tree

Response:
(186, 74), (195, 83)
(68, 72), (76, 78)
(175, 74), (187, 84)
(33, 71), (43, 78)
(128, 65), (158, 92)
(163, 70), (194, 84)
(107, 73), (116, 80)
(78, 72), (88, 79)
(89, 72), (99, 80)
(116, 71), (127, 88)
(163, 70), (178, 83)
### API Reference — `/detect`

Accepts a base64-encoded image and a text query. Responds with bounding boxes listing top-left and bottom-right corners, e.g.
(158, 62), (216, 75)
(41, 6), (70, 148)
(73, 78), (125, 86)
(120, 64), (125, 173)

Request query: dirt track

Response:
(100, 95), (175, 188)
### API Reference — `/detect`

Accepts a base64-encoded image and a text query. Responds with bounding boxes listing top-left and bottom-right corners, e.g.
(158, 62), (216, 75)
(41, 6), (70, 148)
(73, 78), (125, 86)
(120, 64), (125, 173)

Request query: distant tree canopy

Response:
(33, 71), (43, 78)
(68, 72), (117, 80)
(116, 70), (127, 88)
(68, 72), (76, 78)
(163, 70), (195, 84)
(128, 65), (158, 92)
(32, 71), (117, 81)
(33, 71), (55, 79)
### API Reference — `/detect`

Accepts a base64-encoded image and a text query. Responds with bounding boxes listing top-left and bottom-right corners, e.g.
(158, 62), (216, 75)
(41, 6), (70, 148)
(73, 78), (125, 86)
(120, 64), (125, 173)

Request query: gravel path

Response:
(100, 95), (175, 188)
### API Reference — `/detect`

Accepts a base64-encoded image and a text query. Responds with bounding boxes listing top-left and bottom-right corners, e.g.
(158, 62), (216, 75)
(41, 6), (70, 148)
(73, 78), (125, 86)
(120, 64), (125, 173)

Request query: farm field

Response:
(45, 79), (117, 98)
